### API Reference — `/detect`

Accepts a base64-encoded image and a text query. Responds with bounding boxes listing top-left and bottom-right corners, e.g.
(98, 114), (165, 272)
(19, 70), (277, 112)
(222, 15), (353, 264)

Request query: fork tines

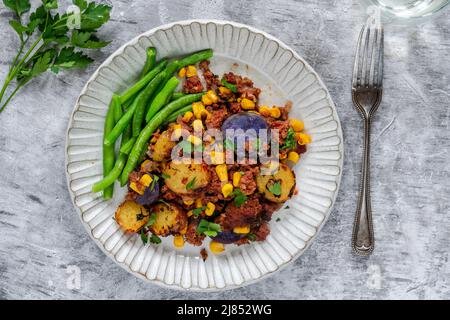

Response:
(352, 15), (384, 90)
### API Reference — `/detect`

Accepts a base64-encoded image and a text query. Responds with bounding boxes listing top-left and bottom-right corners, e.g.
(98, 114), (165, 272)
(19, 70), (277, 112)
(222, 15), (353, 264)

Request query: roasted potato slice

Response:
(150, 202), (187, 236)
(256, 163), (296, 202)
(162, 162), (210, 194)
(152, 130), (177, 162)
(115, 200), (150, 232)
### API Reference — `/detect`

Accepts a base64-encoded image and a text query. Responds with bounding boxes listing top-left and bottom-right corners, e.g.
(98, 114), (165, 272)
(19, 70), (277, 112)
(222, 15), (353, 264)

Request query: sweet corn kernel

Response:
(222, 183), (233, 198)
(270, 107), (281, 118)
(210, 151), (225, 165)
(183, 199), (194, 206)
(178, 67), (186, 78)
(173, 235), (185, 248)
(297, 133), (312, 145)
(219, 86), (231, 95)
(129, 182), (144, 195)
(187, 134), (202, 146)
(182, 111), (193, 122)
(215, 164), (228, 182)
(241, 98), (255, 110)
(290, 118), (304, 132)
(205, 202), (215, 216)
(187, 210), (193, 217)
(192, 119), (203, 132)
(287, 151), (300, 163)
(140, 160), (151, 171)
(192, 102), (206, 119)
(180, 226), (188, 235)
(139, 174), (153, 187)
(210, 241), (225, 254)
(232, 172), (242, 187)
(202, 90), (219, 106)
(233, 226), (250, 234)
(258, 105), (271, 116)
(196, 198), (203, 208)
(186, 65), (197, 77)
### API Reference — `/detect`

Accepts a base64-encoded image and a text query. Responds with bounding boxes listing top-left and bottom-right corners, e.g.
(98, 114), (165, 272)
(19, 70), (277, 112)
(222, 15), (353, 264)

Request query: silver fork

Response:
(351, 15), (384, 256)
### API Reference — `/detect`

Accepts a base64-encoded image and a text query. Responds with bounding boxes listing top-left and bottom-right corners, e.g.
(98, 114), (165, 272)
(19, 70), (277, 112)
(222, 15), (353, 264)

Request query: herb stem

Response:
(0, 82), (26, 113)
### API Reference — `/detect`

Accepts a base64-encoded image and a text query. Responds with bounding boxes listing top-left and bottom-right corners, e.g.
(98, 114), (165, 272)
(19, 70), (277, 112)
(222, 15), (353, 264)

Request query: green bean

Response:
(119, 59), (167, 104)
(104, 97), (139, 146)
(178, 49), (213, 68)
(165, 104), (193, 124)
(170, 92), (186, 101)
(119, 136), (136, 155)
(92, 125), (132, 193)
(140, 47), (156, 78)
(120, 93), (202, 186)
(101, 98), (118, 199)
(112, 94), (123, 123)
(131, 71), (165, 137)
(145, 76), (180, 122)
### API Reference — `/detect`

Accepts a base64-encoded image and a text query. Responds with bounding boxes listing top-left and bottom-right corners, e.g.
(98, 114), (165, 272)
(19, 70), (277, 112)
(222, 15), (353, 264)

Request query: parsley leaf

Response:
(196, 219), (221, 237)
(186, 177), (196, 191)
(281, 127), (296, 150)
(145, 213), (157, 227)
(221, 78), (237, 93)
(71, 30), (110, 48)
(276, 217), (281, 222)
(80, 2), (112, 31)
(3, 0), (31, 16)
(42, 0), (58, 9)
(73, 0), (88, 11)
(267, 180), (282, 196)
(149, 175), (159, 191)
(53, 46), (93, 69)
(149, 234), (162, 244)
(161, 173), (171, 180)
(192, 206), (206, 217)
(140, 229), (148, 244)
(232, 188), (247, 207)
(247, 233), (257, 241)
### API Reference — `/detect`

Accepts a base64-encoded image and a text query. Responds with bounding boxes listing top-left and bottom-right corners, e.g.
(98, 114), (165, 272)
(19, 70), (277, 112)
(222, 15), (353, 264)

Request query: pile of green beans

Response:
(93, 48), (212, 198)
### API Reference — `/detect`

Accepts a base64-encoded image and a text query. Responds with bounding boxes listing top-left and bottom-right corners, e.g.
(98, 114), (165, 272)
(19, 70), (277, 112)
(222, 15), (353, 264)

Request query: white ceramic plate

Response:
(65, 20), (343, 291)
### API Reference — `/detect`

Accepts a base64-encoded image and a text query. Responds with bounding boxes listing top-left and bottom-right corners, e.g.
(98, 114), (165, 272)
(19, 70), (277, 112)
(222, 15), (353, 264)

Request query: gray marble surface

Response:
(1, 0), (449, 300)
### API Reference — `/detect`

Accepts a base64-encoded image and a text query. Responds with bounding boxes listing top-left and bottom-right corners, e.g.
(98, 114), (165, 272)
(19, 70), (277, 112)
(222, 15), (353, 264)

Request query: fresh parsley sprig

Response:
(196, 219), (221, 237)
(0, 0), (112, 114)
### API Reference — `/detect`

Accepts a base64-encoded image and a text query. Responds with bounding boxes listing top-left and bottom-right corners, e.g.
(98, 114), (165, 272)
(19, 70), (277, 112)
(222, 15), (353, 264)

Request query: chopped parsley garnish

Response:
(149, 234), (162, 244)
(284, 205), (290, 209)
(149, 175), (159, 191)
(276, 218), (281, 222)
(281, 127), (296, 150)
(161, 173), (171, 179)
(146, 213), (157, 227)
(196, 219), (221, 237)
(186, 177), (196, 190)
(140, 229), (148, 244)
(193, 206), (206, 217)
(267, 180), (282, 196)
(247, 233), (257, 241)
(232, 188), (247, 207)
(221, 78), (237, 93)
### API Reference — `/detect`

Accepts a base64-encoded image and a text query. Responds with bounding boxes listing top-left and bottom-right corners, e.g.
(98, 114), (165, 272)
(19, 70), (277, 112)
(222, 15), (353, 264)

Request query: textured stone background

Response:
(1, 0), (449, 299)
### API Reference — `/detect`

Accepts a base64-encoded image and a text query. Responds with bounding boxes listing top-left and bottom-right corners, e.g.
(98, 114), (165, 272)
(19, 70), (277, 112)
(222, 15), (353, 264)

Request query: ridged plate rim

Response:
(65, 19), (344, 292)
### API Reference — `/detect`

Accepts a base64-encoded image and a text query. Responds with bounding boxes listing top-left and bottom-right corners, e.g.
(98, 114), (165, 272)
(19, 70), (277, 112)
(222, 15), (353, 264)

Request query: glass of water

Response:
(362, 0), (449, 22)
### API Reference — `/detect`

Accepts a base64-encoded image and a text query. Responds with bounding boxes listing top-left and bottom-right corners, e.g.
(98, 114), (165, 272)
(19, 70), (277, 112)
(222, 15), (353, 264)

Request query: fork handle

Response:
(352, 117), (374, 256)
